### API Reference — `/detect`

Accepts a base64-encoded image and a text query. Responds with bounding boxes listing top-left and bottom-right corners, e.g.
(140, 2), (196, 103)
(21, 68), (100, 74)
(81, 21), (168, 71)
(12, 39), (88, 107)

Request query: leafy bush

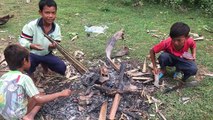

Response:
(101, 0), (213, 16)
(144, 0), (213, 16)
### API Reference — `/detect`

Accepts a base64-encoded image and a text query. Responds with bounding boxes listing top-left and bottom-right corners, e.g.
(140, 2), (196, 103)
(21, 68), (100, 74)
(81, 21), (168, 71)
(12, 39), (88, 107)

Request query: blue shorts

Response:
(28, 53), (66, 75)
(158, 52), (197, 81)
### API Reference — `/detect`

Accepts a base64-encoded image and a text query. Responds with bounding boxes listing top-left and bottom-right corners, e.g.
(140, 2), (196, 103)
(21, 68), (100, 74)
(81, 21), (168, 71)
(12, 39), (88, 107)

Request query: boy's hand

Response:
(60, 89), (72, 97)
(153, 66), (160, 75)
(30, 44), (44, 50)
(49, 42), (57, 49)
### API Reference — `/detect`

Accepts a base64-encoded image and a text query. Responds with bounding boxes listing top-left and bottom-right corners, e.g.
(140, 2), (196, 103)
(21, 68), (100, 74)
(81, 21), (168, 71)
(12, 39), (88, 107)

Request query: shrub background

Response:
(102, 0), (213, 17)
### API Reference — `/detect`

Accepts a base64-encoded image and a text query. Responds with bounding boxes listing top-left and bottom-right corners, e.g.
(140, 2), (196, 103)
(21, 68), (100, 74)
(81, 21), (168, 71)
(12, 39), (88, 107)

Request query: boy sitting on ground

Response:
(0, 44), (71, 120)
(19, 0), (66, 81)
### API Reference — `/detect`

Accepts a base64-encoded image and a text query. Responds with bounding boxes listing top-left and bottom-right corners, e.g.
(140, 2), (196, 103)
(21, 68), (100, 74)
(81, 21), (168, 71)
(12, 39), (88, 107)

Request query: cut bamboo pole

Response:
(142, 58), (147, 73)
(132, 76), (151, 80)
(154, 73), (160, 87)
(43, 33), (88, 74)
(98, 101), (108, 120)
(109, 93), (122, 120)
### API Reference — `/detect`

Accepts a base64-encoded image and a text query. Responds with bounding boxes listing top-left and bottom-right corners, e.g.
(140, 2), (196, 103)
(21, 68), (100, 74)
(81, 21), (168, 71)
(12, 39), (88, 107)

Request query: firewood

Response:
(127, 72), (144, 77)
(0, 70), (9, 72)
(98, 101), (108, 120)
(0, 59), (5, 65)
(71, 35), (78, 41)
(142, 58), (147, 73)
(194, 36), (204, 41)
(143, 79), (153, 84)
(44, 33), (88, 74)
(126, 69), (139, 75)
(93, 84), (116, 95)
(155, 103), (167, 120)
(79, 92), (94, 101)
(108, 58), (119, 71)
(132, 76), (151, 80)
(109, 93), (122, 120)
(100, 65), (108, 76)
(67, 75), (79, 81)
(204, 73), (213, 77)
(105, 29), (124, 71)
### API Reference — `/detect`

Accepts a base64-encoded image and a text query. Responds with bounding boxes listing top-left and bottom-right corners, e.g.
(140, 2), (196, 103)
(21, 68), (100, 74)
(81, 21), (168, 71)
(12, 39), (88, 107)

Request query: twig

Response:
(0, 59), (5, 65)
(155, 103), (167, 120)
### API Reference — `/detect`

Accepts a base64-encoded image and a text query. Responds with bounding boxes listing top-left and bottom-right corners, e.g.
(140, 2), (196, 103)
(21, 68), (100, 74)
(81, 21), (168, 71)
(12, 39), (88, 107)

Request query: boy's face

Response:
(172, 35), (187, 50)
(39, 5), (57, 25)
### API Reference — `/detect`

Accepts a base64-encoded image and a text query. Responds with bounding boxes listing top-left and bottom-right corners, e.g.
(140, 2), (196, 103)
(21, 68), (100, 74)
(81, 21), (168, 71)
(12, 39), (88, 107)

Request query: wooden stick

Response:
(0, 59), (5, 65)
(98, 101), (108, 120)
(203, 73), (213, 77)
(43, 33), (88, 74)
(142, 58), (147, 73)
(109, 93), (122, 120)
(155, 103), (167, 120)
(108, 58), (119, 72)
(132, 76), (151, 80)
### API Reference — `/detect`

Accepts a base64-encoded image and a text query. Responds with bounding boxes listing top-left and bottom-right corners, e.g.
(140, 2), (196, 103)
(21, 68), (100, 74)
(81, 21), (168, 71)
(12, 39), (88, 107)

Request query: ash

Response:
(36, 60), (160, 120)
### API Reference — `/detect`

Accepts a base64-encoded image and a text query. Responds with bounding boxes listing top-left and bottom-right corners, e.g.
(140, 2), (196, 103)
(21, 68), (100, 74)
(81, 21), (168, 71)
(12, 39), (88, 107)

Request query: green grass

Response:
(0, 0), (213, 119)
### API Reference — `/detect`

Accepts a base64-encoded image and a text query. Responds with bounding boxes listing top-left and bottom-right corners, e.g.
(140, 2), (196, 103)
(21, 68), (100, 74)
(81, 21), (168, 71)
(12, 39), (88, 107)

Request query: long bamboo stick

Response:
(98, 101), (108, 120)
(43, 33), (88, 74)
(109, 93), (122, 120)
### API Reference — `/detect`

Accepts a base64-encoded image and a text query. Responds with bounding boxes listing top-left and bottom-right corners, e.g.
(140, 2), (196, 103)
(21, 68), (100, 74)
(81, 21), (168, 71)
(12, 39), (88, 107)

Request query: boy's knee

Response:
(191, 66), (198, 75)
(56, 63), (66, 75)
(188, 65), (198, 75)
(159, 52), (170, 62)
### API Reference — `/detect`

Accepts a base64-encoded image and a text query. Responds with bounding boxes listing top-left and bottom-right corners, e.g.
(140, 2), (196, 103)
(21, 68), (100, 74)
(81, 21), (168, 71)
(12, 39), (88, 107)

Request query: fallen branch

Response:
(121, 109), (143, 120)
(109, 93), (122, 120)
(142, 58), (147, 73)
(98, 101), (108, 120)
(0, 59), (5, 65)
(155, 103), (167, 120)
(132, 76), (151, 80)
(203, 73), (213, 77)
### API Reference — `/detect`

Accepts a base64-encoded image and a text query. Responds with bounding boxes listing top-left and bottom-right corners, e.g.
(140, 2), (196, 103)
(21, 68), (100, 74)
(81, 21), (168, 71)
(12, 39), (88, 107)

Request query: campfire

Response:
(33, 29), (167, 120)
(35, 57), (165, 120)
(0, 30), (168, 120)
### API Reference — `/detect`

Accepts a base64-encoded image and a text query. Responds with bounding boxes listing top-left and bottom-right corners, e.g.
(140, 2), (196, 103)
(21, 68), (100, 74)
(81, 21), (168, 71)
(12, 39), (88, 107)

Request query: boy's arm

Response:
(33, 89), (71, 104)
(190, 38), (196, 60)
(190, 47), (196, 60)
(19, 23), (33, 49)
(23, 75), (71, 104)
(19, 22), (44, 50)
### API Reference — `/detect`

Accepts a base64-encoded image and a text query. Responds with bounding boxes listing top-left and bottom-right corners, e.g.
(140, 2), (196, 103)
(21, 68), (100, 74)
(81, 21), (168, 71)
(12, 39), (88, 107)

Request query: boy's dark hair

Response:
(4, 44), (29, 70)
(39, 0), (57, 11)
(169, 22), (190, 39)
